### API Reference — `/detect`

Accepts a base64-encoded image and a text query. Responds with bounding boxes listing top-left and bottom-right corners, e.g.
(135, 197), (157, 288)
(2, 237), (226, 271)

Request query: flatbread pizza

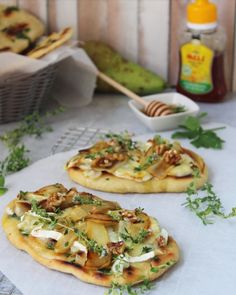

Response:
(27, 27), (73, 59)
(66, 133), (208, 193)
(0, 5), (44, 53)
(2, 184), (179, 287)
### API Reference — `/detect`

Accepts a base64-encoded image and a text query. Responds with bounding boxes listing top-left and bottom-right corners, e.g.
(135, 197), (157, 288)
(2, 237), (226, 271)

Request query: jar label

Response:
(180, 43), (214, 94)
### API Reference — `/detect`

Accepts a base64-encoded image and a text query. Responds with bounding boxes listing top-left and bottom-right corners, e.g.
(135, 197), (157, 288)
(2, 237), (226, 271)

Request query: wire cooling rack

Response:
(51, 127), (109, 154)
(0, 272), (22, 295)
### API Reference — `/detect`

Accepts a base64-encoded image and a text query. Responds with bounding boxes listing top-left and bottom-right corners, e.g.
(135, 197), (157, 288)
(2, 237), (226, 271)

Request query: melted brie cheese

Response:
(168, 154), (195, 177)
(114, 161), (152, 182)
(31, 229), (63, 241)
(71, 241), (87, 254)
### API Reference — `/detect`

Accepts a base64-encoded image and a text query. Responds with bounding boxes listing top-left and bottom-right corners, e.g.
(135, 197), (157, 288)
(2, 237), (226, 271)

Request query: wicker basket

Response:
(0, 64), (56, 124)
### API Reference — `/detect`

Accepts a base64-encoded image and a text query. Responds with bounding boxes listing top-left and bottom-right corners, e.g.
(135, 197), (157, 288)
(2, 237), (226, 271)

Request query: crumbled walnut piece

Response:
(156, 235), (166, 248)
(107, 241), (125, 255)
(40, 192), (65, 212)
(121, 210), (139, 223)
(93, 153), (126, 168)
(155, 144), (169, 156)
(163, 150), (181, 165)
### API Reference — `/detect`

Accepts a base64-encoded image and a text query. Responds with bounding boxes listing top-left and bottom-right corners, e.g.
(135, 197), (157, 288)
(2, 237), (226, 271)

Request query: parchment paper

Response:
(0, 125), (235, 295)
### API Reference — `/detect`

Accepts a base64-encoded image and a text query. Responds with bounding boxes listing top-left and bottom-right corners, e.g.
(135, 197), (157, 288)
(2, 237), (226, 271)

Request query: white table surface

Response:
(1, 93), (236, 162)
(0, 92), (236, 295)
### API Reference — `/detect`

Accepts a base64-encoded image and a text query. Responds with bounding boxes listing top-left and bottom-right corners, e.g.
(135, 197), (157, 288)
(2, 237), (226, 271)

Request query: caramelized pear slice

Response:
(61, 206), (88, 222)
(54, 231), (77, 254)
(86, 221), (109, 246)
(85, 251), (111, 269)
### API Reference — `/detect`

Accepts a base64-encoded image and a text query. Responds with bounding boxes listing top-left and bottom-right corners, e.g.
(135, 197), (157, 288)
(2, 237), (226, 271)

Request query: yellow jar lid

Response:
(187, 0), (217, 25)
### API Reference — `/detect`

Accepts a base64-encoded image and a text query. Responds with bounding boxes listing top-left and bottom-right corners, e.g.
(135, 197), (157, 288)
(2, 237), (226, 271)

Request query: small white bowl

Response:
(128, 92), (199, 131)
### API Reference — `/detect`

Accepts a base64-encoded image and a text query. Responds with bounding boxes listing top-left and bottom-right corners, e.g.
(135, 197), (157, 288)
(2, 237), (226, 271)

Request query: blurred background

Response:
(1, 0), (235, 91)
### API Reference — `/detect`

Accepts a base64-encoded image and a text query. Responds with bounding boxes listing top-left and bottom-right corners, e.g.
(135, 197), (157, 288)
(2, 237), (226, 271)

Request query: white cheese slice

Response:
(112, 250), (155, 274)
(114, 160), (152, 182)
(83, 169), (102, 179)
(108, 227), (121, 243)
(125, 251), (155, 263)
(111, 255), (129, 274)
(168, 154), (194, 177)
(6, 207), (14, 216)
(79, 158), (93, 170)
(136, 141), (152, 152)
(159, 228), (168, 245)
(31, 229), (63, 241)
(71, 241), (87, 254)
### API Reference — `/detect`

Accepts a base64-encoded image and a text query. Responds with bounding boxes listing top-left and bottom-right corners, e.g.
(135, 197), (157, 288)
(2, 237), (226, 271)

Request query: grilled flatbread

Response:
(27, 27), (73, 59)
(0, 5), (44, 53)
(2, 184), (179, 287)
(66, 133), (208, 193)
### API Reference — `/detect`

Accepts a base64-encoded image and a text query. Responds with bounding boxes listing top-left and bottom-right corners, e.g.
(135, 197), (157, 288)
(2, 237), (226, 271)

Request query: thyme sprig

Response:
(105, 131), (137, 151)
(30, 201), (106, 256)
(0, 108), (64, 195)
(106, 279), (153, 295)
(0, 175), (8, 196)
(120, 228), (149, 244)
(150, 260), (176, 273)
(183, 170), (236, 225)
(73, 194), (102, 206)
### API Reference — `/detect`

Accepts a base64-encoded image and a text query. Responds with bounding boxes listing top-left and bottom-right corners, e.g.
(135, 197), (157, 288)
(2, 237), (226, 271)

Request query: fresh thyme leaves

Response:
(141, 246), (153, 254)
(0, 175), (8, 196)
(153, 135), (166, 145)
(73, 194), (102, 206)
(46, 240), (55, 250)
(30, 201), (106, 256)
(170, 105), (187, 113)
(120, 228), (149, 244)
(0, 109), (64, 195)
(135, 207), (144, 214)
(31, 200), (51, 219)
(134, 154), (158, 172)
(74, 229), (106, 256)
(0, 145), (30, 174)
(107, 210), (122, 221)
(105, 132), (137, 151)
(172, 113), (225, 149)
(184, 173), (236, 225)
(150, 260), (176, 273)
(106, 279), (153, 295)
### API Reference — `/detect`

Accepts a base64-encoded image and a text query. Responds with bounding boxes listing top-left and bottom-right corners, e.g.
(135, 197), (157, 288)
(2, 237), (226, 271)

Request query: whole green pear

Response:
(82, 41), (166, 95)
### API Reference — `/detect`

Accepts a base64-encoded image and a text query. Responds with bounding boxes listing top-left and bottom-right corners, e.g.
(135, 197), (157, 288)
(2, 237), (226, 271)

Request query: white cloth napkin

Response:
(0, 44), (97, 108)
(0, 126), (235, 295)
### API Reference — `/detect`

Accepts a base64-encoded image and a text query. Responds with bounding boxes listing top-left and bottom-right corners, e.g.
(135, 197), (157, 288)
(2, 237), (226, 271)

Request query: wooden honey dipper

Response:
(98, 72), (173, 117)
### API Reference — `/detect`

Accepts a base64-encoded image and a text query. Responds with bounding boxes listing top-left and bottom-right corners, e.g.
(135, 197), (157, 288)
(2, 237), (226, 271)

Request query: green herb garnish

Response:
(30, 201), (107, 256)
(184, 170), (236, 225)
(120, 228), (149, 244)
(105, 132), (137, 151)
(0, 109), (64, 195)
(134, 154), (158, 171)
(73, 194), (102, 206)
(0, 145), (30, 174)
(153, 135), (166, 145)
(170, 105), (187, 113)
(0, 175), (8, 196)
(107, 210), (122, 221)
(106, 279), (153, 295)
(150, 260), (176, 273)
(172, 113), (225, 149)
(141, 246), (153, 254)
(46, 240), (55, 250)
